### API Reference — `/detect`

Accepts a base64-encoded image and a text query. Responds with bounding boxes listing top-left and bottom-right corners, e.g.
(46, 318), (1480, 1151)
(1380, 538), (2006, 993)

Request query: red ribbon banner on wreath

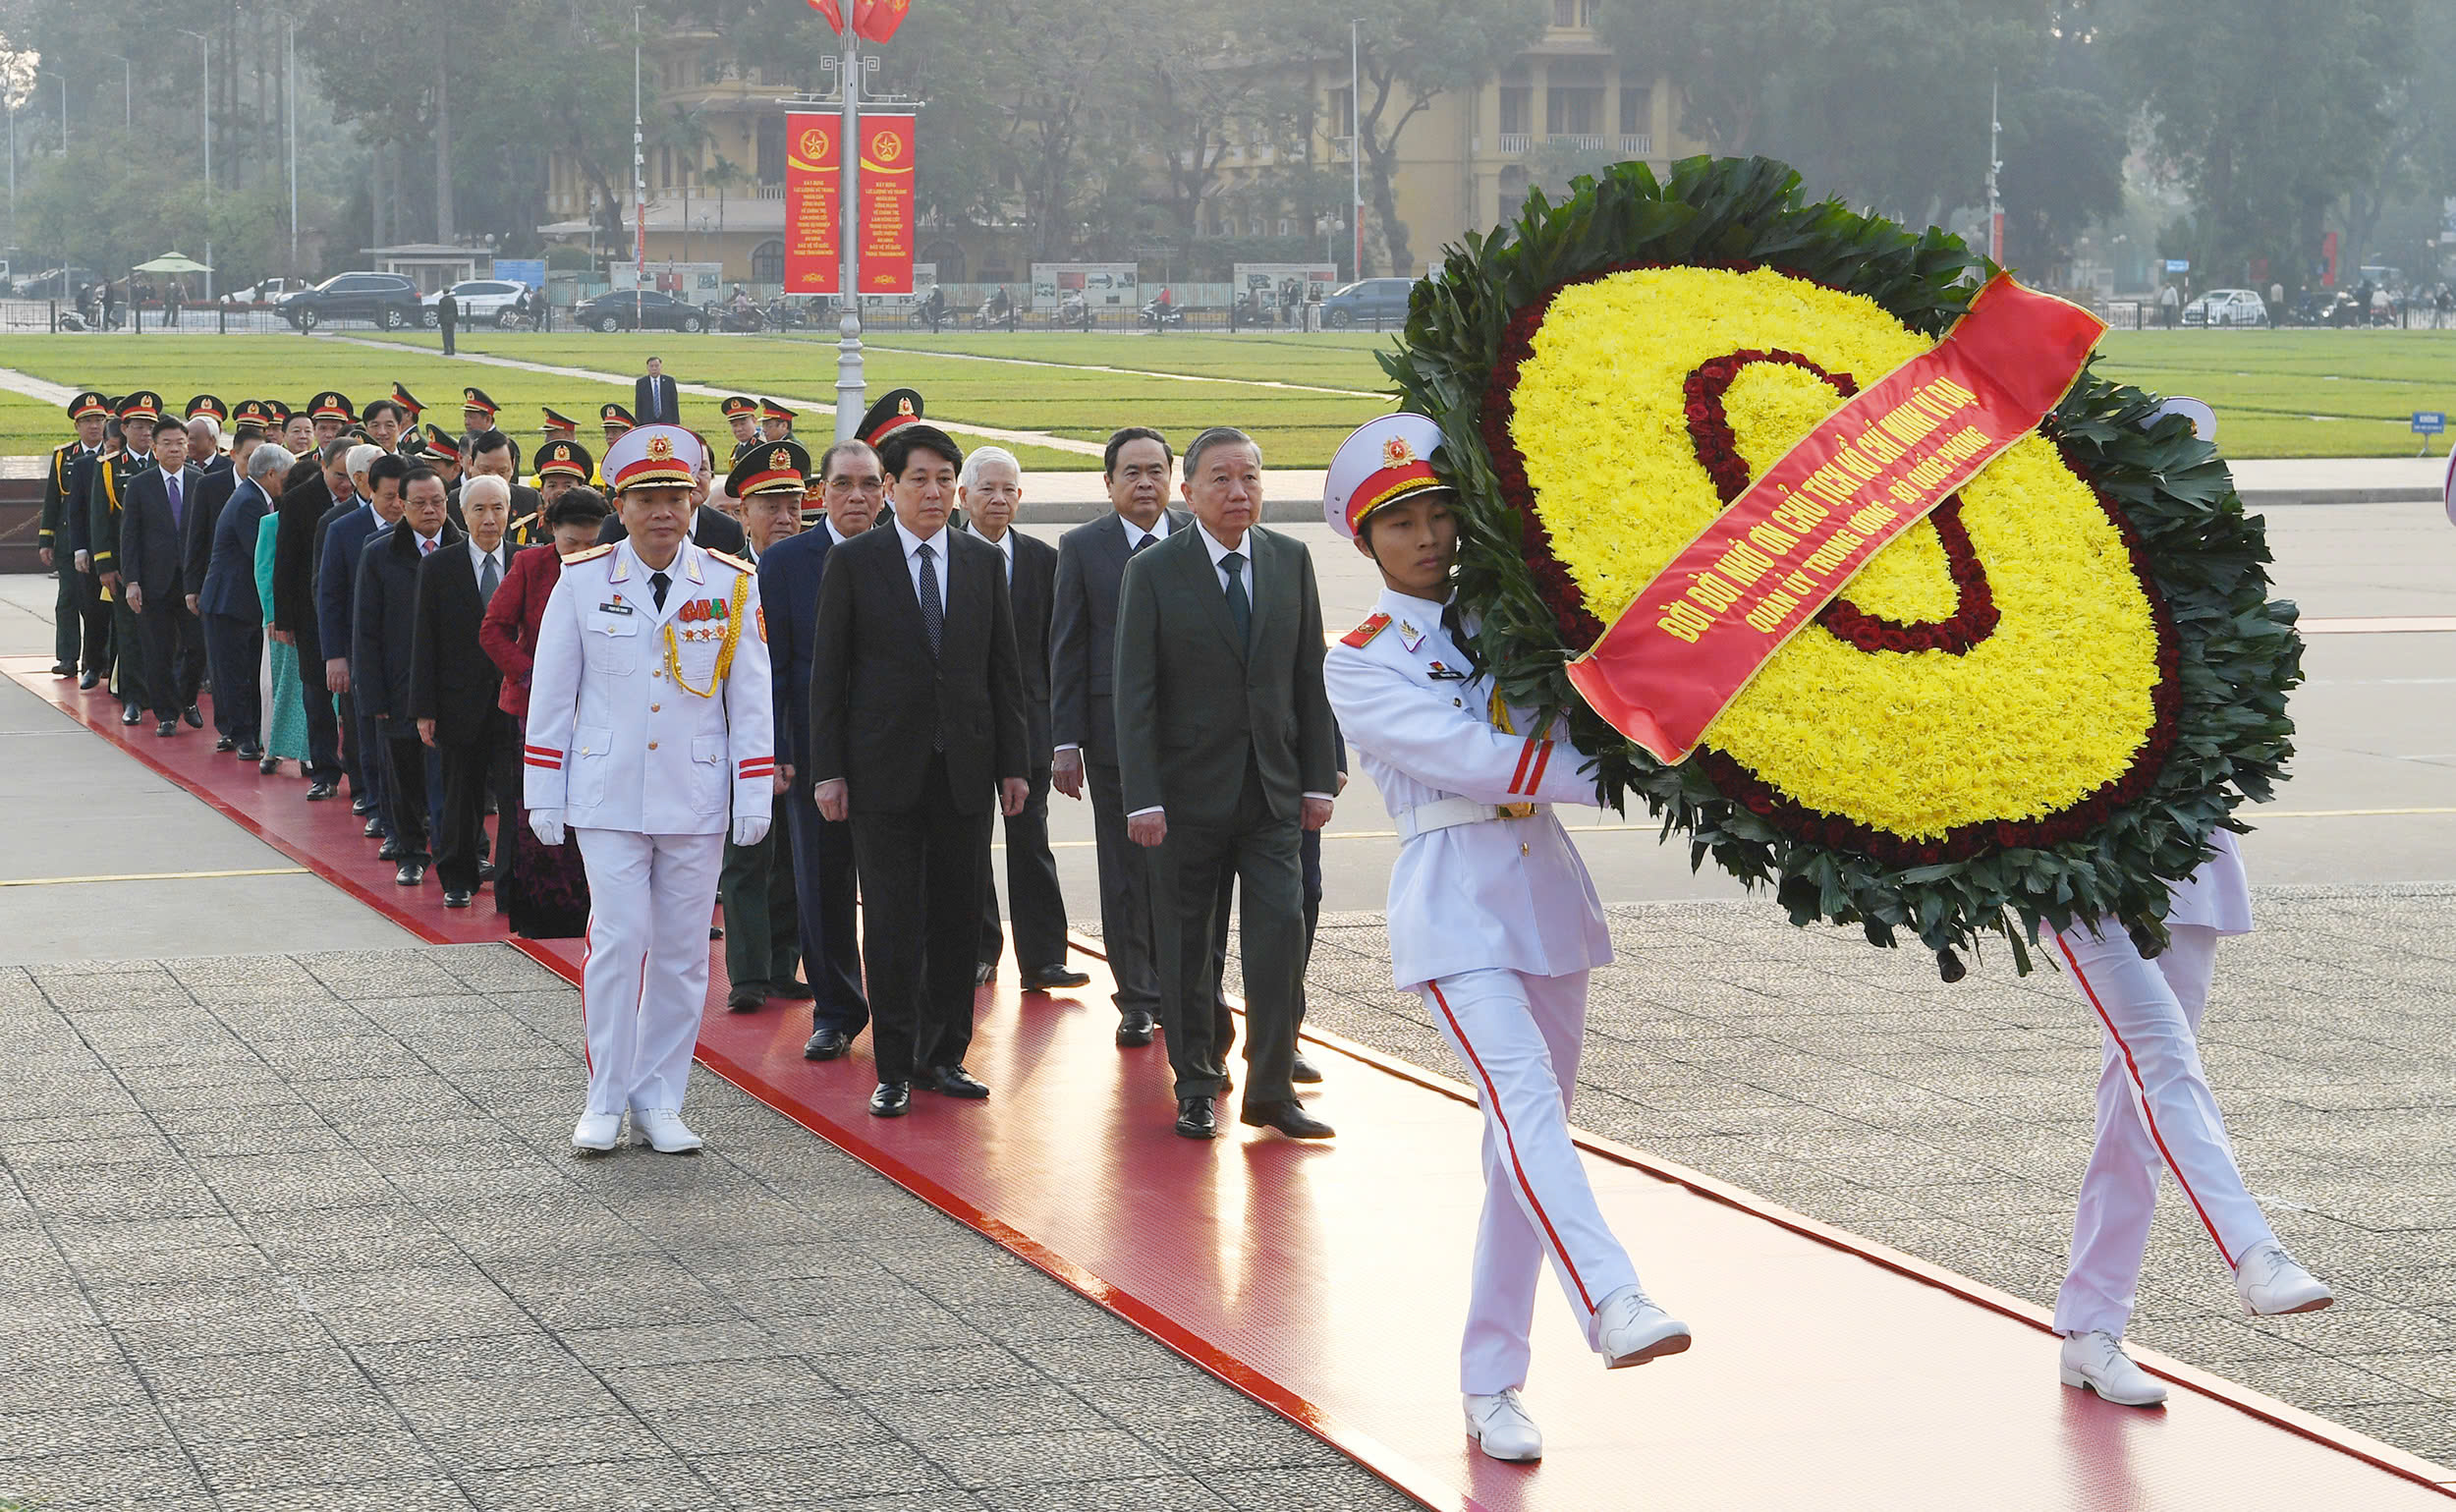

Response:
(1565, 274), (2106, 764)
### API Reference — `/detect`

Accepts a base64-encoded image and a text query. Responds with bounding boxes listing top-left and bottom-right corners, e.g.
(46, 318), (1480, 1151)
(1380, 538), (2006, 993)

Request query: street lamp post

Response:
(633, 8), (644, 331)
(180, 30), (212, 300)
(286, 18), (298, 272)
(1350, 19), (1363, 278)
(834, 25), (864, 442)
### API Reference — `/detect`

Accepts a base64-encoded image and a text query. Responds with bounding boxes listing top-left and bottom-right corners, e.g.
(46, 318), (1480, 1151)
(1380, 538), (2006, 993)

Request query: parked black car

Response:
(571, 289), (708, 333)
(277, 272), (424, 331)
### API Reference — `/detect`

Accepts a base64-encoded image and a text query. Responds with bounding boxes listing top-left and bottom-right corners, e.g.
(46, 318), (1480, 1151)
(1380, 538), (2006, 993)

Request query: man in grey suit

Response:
(1050, 428), (1189, 1045)
(1114, 426), (1339, 1143)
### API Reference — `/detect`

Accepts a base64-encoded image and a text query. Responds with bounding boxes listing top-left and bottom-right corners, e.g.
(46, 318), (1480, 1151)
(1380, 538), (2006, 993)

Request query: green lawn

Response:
(0, 326), (2443, 466)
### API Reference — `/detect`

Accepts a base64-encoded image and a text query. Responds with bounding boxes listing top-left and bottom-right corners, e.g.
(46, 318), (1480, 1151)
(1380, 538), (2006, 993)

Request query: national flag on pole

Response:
(853, 0), (912, 42)
(807, 0), (844, 30)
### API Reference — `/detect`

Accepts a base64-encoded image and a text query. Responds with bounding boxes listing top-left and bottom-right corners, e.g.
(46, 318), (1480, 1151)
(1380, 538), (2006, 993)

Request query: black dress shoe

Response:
(377, 839), (405, 862)
(1175, 1095), (1217, 1140)
(726, 982), (767, 1013)
(259, 756), (280, 775)
(121, 702), (142, 725)
(395, 862), (426, 887)
(1292, 1054), (1323, 1086)
(709, 924), (724, 940)
(351, 795), (372, 814)
(974, 960), (995, 986)
(804, 1027), (851, 1061)
(182, 704), (202, 729)
(1022, 966), (1092, 990)
(236, 742), (261, 760)
(307, 780), (340, 801)
(442, 888), (473, 909)
(155, 719), (178, 738)
(79, 669), (100, 690)
(477, 861), (496, 883)
(1241, 1099), (1335, 1140)
(1115, 1010), (1156, 1047)
(214, 736), (236, 753)
(49, 663), (76, 677)
(921, 1065), (989, 1099)
(363, 815), (384, 838)
(868, 1081), (912, 1117)
(772, 980), (814, 1002)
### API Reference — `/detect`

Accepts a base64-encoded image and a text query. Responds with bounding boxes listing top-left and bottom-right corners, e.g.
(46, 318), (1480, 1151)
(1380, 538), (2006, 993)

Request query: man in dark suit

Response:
(635, 356), (682, 425)
(321, 449), (406, 841)
(760, 438), (881, 1062)
(1050, 428), (1192, 1044)
(808, 424), (1029, 1118)
(191, 438), (284, 759)
(1115, 426), (1339, 1142)
(115, 417), (208, 738)
(412, 473), (523, 909)
(357, 464), (458, 887)
(960, 447), (1088, 993)
(272, 438), (355, 797)
(37, 392), (110, 681)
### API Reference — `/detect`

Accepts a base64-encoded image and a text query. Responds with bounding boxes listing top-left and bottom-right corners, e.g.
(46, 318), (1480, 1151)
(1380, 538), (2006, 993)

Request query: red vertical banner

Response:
(858, 115), (917, 296)
(784, 112), (841, 295)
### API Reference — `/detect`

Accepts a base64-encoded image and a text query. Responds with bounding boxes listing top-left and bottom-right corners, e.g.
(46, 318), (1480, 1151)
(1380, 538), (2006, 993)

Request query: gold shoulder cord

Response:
(661, 572), (750, 698)
(1488, 690), (1536, 819)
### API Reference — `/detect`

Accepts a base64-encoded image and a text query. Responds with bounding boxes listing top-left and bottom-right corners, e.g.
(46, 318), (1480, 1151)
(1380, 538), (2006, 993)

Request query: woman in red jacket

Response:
(481, 488), (609, 936)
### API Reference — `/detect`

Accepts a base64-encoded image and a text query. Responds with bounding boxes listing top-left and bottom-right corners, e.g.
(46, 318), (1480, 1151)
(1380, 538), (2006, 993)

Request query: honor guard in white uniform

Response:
(525, 424), (775, 1155)
(2052, 400), (2330, 1408)
(1318, 415), (1690, 1467)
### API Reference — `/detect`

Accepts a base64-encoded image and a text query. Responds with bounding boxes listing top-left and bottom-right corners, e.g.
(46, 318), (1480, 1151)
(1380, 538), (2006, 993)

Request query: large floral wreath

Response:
(1385, 156), (2301, 972)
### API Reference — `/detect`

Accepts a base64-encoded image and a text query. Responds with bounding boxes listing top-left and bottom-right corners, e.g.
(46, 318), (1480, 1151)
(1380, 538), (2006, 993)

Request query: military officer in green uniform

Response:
(89, 391), (164, 725)
(722, 395), (760, 464)
(40, 391), (113, 681)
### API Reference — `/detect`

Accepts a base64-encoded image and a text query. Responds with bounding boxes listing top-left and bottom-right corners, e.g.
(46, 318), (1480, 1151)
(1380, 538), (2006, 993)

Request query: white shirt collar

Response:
(825, 519), (853, 546)
(1117, 511), (1170, 549)
(893, 515), (947, 559)
(965, 523), (1012, 559)
(469, 537), (505, 572)
(1196, 522), (1251, 567)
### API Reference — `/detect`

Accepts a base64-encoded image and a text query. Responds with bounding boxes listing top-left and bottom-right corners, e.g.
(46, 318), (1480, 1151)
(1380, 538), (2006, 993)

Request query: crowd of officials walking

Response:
(32, 371), (1343, 1145)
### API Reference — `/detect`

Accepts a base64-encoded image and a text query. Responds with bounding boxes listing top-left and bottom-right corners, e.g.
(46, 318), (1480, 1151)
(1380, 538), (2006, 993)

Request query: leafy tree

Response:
(1293, 0), (1542, 275)
(2114, 0), (2414, 288)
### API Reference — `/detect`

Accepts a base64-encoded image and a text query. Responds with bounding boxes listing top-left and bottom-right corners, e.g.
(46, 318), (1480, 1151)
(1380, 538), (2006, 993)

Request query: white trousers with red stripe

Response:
(1424, 968), (1643, 1395)
(574, 829), (725, 1119)
(2053, 922), (2275, 1338)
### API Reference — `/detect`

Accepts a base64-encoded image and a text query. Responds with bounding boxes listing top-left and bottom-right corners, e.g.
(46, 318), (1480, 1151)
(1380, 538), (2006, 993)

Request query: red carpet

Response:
(14, 653), (2452, 1511)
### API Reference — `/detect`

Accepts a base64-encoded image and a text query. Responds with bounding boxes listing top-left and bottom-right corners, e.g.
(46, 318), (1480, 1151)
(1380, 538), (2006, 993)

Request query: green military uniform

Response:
(715, 438), (813, 1009)
(41, 391), (114, 677)
(89, 392), (165, 718)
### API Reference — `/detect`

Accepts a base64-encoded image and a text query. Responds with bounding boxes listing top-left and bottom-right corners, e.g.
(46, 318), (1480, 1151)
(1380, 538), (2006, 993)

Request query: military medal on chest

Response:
(662, 576), (748, 696)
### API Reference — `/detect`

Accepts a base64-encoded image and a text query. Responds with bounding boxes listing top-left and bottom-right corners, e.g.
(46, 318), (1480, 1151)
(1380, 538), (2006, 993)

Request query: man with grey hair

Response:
(960, 447), (1088, 991)
(191, 440), (291, 760)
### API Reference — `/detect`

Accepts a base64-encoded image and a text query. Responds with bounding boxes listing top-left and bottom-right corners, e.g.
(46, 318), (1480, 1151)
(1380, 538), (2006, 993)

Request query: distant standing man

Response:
(1113, 426), (1338, 1142)
(1049, 427), (1189, 1046)
(437, 288), (459, 356)
(960, 446), (1088, 992)
(636, 356), (682, 425)
(526, 425), (774, 1154)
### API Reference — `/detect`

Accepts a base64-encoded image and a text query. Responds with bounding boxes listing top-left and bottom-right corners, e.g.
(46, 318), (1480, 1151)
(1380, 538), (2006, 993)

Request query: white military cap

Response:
(1322, 412), (1451, 538)
(603, 423), (705, 493)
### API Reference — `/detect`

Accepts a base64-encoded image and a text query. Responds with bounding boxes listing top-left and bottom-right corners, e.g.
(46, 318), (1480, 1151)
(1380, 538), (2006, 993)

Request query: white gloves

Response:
(530, 809), (566, 847)
(731, 812), (770, 848)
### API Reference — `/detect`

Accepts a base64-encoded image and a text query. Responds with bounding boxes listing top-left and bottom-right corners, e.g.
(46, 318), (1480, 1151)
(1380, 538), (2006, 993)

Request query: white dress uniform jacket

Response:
(1323, 588), (1610, 989)
(525, 538), (774, 830)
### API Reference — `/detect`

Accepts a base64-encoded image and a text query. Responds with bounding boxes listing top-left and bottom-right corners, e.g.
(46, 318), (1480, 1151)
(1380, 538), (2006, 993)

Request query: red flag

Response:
(807, 0), (844, 30)
(853, 0), (912, 42)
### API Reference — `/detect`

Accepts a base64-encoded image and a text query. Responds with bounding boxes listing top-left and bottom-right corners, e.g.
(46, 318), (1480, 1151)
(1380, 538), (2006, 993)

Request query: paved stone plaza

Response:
(5, 886), (2452, 1509)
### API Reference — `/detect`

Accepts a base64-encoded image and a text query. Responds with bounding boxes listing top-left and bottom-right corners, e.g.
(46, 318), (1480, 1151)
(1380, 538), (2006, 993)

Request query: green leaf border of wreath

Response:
(1381, 154), (2303, 973)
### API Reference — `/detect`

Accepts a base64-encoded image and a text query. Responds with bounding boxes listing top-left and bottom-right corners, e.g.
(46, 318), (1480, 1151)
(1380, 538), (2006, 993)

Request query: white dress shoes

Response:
(2235, 1239), (2332, 1316)
(630, 1107), (704, 1154)
(1463, 1388), (1543, 1463)
(572, 1112), (621, 1153)
(1591, 1283), (1692, 1368)
(2058, 1330), (2168, 1407)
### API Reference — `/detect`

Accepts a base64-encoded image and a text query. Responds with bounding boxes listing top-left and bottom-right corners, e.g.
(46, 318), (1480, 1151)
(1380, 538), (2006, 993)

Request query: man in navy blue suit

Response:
(320, 450), (410, 850)
(757, 433), (886, 1062)
(193, 438), (289, 760)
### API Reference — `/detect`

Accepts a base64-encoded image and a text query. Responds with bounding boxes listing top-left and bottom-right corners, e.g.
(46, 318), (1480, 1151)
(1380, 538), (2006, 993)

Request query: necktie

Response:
(650, 570), (670, 612)
(1441, 600), (1481, 675)
(1221, 550), (1251, 647)
(916, 542), (942, 656)
(477, 551), (500, 605)
(165, 473), (182, 530)
(1131, 532), (1153, 554)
